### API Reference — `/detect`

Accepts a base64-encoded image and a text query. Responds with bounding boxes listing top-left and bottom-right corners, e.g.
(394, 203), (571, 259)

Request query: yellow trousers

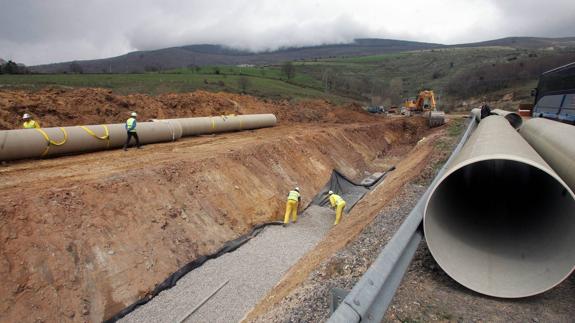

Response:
(334, 201), (346, 225)
(284, 199), (298, 224)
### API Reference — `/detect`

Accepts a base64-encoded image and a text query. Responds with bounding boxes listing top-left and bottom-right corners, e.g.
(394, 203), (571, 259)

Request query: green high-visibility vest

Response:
(126, 117), (137, 132)
(287, 190), (300, 201)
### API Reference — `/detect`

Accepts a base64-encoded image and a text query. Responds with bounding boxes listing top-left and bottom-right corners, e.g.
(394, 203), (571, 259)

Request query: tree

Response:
(69, 62), (83, 74)
(281, 61), (296, 80)
(238, 76), (251, 93)
(3, 60), (20, 74)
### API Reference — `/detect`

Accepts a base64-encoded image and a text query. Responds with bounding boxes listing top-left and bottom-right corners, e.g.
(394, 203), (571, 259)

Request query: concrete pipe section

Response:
(471, 107), (522, 129)
(520, 117), (575, 193)
(156, 114), (277, 137)
(424, 115), (575, 298)
(0, 121), (182, 161)
(491, 109), (523, 129)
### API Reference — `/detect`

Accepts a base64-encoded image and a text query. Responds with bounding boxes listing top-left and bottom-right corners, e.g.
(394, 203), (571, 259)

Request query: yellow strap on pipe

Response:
(80, 125), (110, 148)
(35, 127), (68, 156)
(80, 125), (109, 140)
(211, 118), (216, 130)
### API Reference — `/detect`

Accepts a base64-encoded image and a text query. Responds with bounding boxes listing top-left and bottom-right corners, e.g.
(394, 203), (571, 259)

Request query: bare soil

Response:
(0, 89), (429, 322)
(0, 88), (372, 130)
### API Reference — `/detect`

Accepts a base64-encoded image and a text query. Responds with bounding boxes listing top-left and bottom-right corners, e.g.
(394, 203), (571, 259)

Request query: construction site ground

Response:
(0, 88), (427, 322)
(246, 125), (575, 323)
(2, 88), (571, 323)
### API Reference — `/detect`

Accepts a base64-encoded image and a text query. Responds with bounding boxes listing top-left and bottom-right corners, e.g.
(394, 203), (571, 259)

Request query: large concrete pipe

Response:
(156, 114), (277, 137)
(424, 115), (575, 298)
(520, 117), (575, 193)
(471, 108), (523, 129)
(0, 121), (182, 161)
(492, 109), (523, 129)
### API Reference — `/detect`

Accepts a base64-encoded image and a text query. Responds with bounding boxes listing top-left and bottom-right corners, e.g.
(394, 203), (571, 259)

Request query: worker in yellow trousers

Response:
(22, 113), (40, 129)
(328, 190), (346, 225)
(283, 187), (301, 226)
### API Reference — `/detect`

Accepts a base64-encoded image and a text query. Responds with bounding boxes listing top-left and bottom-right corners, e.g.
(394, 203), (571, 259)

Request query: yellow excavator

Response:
(402, 90), (445, 127)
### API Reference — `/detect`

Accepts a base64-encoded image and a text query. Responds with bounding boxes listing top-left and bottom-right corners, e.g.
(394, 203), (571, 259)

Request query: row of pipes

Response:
(424, 109), (575, 298)
(0, 114), (277, 161)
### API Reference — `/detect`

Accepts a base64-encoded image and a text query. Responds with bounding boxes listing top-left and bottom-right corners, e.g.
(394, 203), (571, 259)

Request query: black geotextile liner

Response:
(309, 166), (396, 213)
(105, 221), (284, 323)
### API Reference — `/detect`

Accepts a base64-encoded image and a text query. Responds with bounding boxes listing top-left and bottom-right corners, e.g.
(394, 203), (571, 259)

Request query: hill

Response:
(29, 38), (444, 73)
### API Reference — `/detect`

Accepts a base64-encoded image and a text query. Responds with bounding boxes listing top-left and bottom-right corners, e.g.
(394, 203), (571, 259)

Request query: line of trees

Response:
(446, 52), (575, 98)
(0, 60), (30, 74)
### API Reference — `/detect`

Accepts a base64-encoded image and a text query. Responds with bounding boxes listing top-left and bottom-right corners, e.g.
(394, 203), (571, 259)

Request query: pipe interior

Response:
(504, 114), (523, 129)
(425, 159), (575, 298)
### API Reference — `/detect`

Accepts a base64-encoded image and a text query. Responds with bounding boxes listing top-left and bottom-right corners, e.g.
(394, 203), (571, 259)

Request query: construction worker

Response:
(328, 190), (346, 226)
(123, 112), (141, 150)
(480, 104), (493, 119)
(283, 187), (301, 226)
(22, 113), (40, 129)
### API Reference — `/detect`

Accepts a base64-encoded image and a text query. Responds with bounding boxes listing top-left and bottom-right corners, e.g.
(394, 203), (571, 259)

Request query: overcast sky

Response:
(1, 0), (574, 65)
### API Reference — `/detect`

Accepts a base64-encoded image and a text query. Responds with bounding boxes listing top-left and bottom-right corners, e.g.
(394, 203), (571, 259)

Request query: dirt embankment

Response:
(0, 88), (370, 130)
(0, 89), (428, 322)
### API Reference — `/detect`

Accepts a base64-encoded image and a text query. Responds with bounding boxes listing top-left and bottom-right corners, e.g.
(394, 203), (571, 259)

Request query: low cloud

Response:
(0, 0), (573, 65)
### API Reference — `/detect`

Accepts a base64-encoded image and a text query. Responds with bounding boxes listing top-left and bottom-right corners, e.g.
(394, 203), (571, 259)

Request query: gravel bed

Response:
(120, 205), (334, 323)
(253, 183), (427, 323)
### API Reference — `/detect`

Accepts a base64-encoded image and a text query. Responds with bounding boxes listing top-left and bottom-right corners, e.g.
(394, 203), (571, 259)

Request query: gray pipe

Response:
(424, 115), (575, 298)
(157, 114), (277, 137)
(492, 109), (523, 129)
(520, 117), (575, 193)
(471, 108), (522, 129)
(0, 121), (182, 161)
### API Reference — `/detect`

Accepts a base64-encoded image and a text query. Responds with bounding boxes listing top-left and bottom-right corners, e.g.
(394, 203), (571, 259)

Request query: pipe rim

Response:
(424, 155), (575, 298)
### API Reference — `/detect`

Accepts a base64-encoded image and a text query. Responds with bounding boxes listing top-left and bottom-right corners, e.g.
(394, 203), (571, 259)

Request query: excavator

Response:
(402, 90), (445, 127)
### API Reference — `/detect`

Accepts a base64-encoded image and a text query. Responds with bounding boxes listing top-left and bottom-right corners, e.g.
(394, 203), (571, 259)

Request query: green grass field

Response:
(0, 70), (349, 102)
(1, 45), (572, 107)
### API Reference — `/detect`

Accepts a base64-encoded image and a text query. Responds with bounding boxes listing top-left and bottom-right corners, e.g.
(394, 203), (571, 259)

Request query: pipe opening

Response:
(425, 159), (575, 298)
(503, 113), (523, 129)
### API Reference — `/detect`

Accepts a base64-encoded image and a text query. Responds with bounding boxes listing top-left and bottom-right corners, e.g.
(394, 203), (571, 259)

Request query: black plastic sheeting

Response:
(106, 167), (394, 322)
(309, 166), (396, 213)
(105, 221), (283, 323)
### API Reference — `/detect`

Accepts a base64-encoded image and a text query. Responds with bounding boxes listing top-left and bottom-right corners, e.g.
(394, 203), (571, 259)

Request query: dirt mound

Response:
(0, 88), (374, 130)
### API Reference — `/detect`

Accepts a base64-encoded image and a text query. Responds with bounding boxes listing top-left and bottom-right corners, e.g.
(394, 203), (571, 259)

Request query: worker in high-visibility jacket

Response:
(22, 113), (40, 129)
(328, 190), (346, 225)
(283, 187), (301, 226)
(123, 111), (141, 150)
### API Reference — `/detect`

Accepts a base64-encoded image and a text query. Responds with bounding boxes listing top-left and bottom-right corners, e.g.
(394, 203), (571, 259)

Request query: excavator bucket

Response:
(428, 111), (445, 128)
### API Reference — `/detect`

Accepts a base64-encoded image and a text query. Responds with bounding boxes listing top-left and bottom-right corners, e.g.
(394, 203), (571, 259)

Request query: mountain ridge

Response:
(30, 36), (575, 73)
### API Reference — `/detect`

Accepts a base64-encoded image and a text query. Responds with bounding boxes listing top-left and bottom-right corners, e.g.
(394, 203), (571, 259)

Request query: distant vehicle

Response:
(531, 62), (575, 124)
(366, 106), (384, 114)
(401, 90), (445, 127)
(402, 90), (436, 114)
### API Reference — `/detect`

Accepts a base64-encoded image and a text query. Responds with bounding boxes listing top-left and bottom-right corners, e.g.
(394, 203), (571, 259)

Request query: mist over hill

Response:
(29, 37), (575, 74)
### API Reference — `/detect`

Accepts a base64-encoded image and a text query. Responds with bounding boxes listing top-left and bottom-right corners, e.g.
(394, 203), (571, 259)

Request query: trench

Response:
(0, 118), (428, 323)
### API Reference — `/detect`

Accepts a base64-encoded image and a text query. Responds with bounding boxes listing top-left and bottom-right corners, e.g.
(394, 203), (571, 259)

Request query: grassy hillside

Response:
(294, 46), (575, 108)
(2, 43), (574, 108)
(0, 69), (350, 103)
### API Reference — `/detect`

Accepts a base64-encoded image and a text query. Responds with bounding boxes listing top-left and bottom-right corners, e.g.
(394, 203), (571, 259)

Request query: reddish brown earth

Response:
(0, 89), (429, 322)
(0, 88), (371, 130)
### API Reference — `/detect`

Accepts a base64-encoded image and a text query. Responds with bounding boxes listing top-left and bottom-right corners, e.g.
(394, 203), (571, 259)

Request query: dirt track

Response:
(0, 89), (430, 322)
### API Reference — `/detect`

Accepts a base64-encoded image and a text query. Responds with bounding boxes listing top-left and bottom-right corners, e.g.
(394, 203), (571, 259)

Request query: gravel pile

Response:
(120, 205), (334, 323)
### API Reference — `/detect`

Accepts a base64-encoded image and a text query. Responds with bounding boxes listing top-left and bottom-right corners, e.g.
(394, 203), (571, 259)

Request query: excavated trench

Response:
(0, 116), (428, 322)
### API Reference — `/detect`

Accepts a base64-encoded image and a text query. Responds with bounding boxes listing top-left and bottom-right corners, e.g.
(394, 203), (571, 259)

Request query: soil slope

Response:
(0, 89), (428, 322)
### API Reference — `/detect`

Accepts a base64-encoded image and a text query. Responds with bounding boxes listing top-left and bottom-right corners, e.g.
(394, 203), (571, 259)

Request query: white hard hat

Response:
(294, 187), (300, 192)
(328, 190), (334, 195)
(23, 113), (30, 119)
(131, 112), (137, 117)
